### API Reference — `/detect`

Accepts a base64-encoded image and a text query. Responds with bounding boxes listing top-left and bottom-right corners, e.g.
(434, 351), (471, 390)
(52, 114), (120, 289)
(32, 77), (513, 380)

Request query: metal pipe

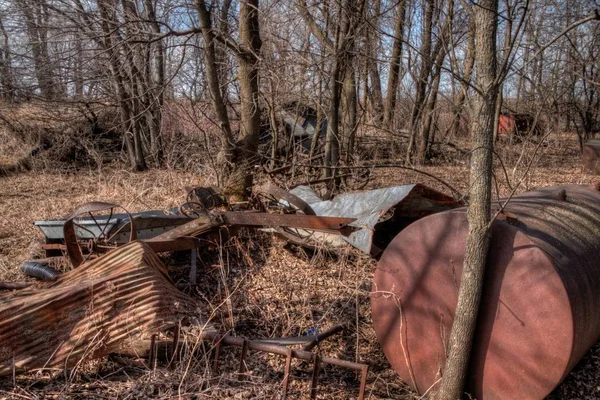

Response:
(201, 331), (368, 399)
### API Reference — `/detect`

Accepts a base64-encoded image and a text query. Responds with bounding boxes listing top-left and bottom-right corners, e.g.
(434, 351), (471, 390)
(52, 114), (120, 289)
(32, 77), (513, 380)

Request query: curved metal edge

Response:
(256, 182), (317, 216)
(64, 202), (136, 268)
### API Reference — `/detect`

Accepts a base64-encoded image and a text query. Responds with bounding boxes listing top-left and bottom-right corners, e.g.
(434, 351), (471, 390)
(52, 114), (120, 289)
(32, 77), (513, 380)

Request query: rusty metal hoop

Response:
(63, 202), (136, 268)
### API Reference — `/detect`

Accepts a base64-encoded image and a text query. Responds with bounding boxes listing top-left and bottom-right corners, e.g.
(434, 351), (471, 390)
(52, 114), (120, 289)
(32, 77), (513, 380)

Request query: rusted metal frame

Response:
(145, 237), (205, 253)
(168, 325), (181, 370)
(302, 325), (345, 351)
(253, 324), (345, 349)
(150, 216), (217, 241)
(219, 212), (355, 235)
(310, 354), (321, 399)
(282, 347), (293, 398)
(238, 339), (248, 381)
(149, 334), (157, 371)
(64, 202), (137, 268)
(257, 182), (317, 216)
(203, 332), (368, 400)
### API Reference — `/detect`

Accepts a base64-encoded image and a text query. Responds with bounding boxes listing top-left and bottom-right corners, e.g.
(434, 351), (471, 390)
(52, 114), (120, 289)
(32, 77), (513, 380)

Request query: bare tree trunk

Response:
(17, 0), (55, 99)
(325, 48), (342, 181)
(448, 19), (475, 137)
(225, 0), (262, 201)
(365, 0), (383, 121)
(216, 0), (233, 102)
(342, 63), (357, 162)
(195, 0), (234, 163)
(73, 34), (84, 99)
(493, 0), (512, 142)
(435, 0), (498, 398)
(417, 0), (453, 163)
(0, 16), (14, 102)
(417, 65), (443, 162)
(383, 0), (407, 128)
(97, 0), (146, 171)
(406, 0), (435, 163)
(144, 0), (165, 165)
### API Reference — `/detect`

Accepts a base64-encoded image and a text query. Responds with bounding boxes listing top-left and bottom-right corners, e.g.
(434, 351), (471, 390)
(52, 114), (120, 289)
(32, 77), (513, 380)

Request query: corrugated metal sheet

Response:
(290, 184), (461, 254)
(0, 241), (199, 376)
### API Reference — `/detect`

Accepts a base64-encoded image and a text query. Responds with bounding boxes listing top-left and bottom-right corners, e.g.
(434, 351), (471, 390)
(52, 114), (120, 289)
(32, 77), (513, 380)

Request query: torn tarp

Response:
(289, 184), (461, 255)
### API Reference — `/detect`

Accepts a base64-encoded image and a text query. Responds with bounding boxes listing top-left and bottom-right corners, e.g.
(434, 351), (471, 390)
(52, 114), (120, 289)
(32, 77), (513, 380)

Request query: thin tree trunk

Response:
(217, 0), (233, 102)
(448, 19), (475, 137)
(383, 0), (407, 128)
(17, 0), (55, 99)
(406, 0), (435, 163)
(417, 0), (453, 163)
(435, 0), (498, 398)
(0, 16), (14, 102)
(342, 64), (357, 162)
(97, 0), (146, 171)
(195, 0), (234, 162)
(226, 0), (262, 201)
(145, 0), (165, 165)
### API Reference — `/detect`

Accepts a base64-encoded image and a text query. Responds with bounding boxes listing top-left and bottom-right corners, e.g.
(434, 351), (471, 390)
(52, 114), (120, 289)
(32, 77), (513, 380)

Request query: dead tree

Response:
(383, 0), (408, 129)
(435, 0), (498, 397)
(195, 0), (262, 201)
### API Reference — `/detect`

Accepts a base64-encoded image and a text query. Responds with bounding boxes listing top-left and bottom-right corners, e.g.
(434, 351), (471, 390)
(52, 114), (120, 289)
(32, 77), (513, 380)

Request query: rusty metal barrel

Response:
(372, 185), (600, 399)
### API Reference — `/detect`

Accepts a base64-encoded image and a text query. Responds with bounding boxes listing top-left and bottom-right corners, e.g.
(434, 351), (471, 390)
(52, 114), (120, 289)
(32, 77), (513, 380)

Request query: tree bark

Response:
(17, 0), (56, 99)
(383, 0), (407, 128)
(448, 19), (475, 137)
(435, 0), (498, 398)
(144, 0), (165, 165)
(406, 0), (435, 163)
(195, 0), (234, 161)
(417, 0), (454, 163)
(97, 0), (147, 171)
(225, 0), (262, 201)
(0, 16), (14, 102)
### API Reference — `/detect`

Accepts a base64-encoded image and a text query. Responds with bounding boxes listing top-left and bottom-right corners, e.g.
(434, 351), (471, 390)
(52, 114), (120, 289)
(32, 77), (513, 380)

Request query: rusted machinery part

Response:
(145, 211), (353, 254)
(219, 211), (355, 235)
(256, 181), (326, 246)
(0, 241), (199, 377)
(372, 184), (600, 399)
(185, 186), (228, 210)
(64, 202), (136, 268)
(256, 181), (316, 215)
(273, 228), (322, 249)
(201, 330), (368, 400)
(252, 324), (345, 350)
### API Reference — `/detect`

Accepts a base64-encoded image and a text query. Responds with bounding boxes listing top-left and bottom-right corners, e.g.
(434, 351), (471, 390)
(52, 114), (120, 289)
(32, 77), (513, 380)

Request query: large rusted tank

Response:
(372, 185), (600, 399)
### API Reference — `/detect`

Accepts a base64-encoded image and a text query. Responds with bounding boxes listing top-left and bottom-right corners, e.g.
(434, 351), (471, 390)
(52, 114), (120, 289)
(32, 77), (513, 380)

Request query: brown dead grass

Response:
(0, 130), (599, 399)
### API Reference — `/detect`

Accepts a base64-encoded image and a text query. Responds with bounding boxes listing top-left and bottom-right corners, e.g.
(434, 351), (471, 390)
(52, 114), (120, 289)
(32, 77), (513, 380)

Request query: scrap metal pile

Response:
(0, 182), (459, 398)
(0, 241), (198, 376)
(4, 181), (600, 399)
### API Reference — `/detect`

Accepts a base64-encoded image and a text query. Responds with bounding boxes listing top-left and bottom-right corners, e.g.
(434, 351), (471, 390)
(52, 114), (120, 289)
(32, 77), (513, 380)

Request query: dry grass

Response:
(1, 129), (600, 399)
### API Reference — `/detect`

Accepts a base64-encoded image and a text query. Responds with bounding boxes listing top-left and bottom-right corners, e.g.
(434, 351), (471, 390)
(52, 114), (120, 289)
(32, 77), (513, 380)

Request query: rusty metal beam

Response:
(219, 212), (355, 235)
(201, 331), (368, 400)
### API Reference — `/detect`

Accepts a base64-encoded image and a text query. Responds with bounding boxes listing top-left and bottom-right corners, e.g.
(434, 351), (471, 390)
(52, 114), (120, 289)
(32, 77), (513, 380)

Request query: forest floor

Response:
(0, 130), (599, 399)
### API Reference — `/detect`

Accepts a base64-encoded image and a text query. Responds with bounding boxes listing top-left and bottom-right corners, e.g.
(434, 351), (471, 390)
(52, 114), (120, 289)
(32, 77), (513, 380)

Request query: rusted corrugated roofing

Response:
(0, 241), (200, 376)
